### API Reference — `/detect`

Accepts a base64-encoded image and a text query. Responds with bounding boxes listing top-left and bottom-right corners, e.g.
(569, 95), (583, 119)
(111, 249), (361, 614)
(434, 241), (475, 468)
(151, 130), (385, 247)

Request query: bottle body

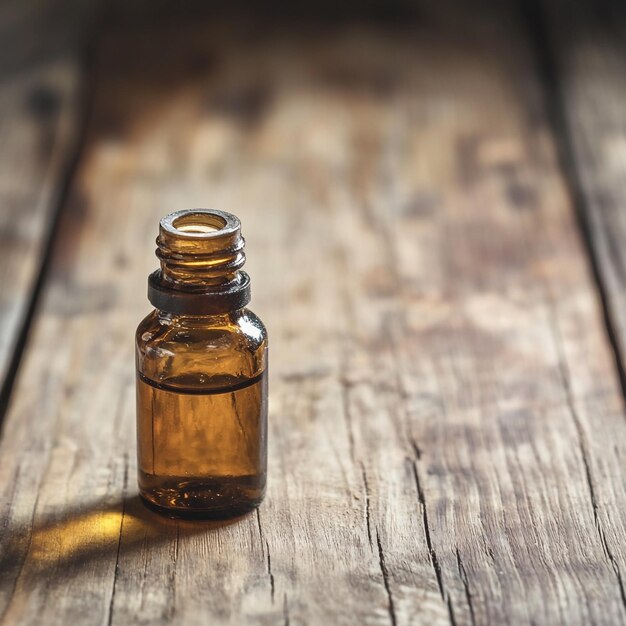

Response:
(135, 208), (267, 518)
(136, 308), (267, 517)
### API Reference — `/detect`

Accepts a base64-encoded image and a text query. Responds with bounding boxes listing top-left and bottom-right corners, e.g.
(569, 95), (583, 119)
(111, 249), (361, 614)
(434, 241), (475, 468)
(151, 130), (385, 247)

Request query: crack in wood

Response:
(548, 297), (626, 612)
(282, 592), (290, 626)
(481, 537), (497, 569)
(385, 304), (457, 623)
(255, 507), (264, 549)
(375, 530), (398, 626)
(456, 548), (477, 626)
(411, 458), (445, 601)
(256, 509), (275, 603)
(360, 463), (373, 549)
(409, 437), (422, 461)
(447, 596), (458, 626)
(139, 533), (150, 612)
(265, 540), (275, 604)
(388, 310), (457, 624)
(107, 454), (128, 626)
(570, 408), (626, 610)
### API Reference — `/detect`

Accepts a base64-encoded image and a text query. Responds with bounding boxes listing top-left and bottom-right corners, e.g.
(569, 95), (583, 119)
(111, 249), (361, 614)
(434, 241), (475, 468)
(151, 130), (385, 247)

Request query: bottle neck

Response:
(148, 209), (251, 315)
(157, 209), (245, 290)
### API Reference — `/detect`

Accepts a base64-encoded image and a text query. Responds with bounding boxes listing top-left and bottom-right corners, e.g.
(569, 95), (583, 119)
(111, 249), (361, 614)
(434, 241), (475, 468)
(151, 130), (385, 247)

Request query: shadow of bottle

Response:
(0, 493), (246, 589)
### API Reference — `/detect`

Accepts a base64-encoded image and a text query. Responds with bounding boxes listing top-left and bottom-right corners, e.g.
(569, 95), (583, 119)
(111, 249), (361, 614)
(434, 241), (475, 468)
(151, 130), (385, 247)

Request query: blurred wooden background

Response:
(1, 0), (626, 624)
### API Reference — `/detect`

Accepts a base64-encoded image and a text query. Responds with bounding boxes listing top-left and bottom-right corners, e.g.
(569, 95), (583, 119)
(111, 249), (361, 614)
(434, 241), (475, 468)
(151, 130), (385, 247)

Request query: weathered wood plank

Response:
(534, 0), (626, 618)
(0, 0), (98, 411)
(0, 50), (84, 411)
(1, 4), (626, 625)
(537, 0), (626, 381)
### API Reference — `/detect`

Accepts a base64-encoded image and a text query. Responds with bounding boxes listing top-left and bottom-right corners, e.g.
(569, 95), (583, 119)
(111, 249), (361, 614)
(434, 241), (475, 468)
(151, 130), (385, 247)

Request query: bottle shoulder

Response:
(136, 308), (267, 383)
(137, 309), (266, 347)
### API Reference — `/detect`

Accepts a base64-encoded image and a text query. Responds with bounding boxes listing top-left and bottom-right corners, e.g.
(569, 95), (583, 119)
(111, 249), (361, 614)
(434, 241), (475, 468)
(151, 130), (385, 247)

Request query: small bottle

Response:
(135, 209), (268, 518)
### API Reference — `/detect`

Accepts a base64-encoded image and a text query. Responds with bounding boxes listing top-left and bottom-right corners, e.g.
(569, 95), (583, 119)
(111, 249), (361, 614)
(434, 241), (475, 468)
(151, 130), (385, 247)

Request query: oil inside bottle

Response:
(136, 371), (267, 518)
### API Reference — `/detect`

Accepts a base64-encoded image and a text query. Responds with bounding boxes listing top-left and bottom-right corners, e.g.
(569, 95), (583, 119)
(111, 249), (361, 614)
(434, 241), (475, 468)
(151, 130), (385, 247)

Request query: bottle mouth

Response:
(160, 209), (240, 239)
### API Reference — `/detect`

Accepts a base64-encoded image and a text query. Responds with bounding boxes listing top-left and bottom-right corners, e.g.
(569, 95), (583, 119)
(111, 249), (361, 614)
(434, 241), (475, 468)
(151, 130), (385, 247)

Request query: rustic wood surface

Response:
(1, 2), (626, 625)
(0, 2), (89, 412)
(541, 0), (626, 388)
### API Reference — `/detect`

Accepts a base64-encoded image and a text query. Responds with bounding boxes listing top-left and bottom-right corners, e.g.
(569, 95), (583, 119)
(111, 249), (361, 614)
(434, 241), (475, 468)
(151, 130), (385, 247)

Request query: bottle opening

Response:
(172, 211), (227, 235)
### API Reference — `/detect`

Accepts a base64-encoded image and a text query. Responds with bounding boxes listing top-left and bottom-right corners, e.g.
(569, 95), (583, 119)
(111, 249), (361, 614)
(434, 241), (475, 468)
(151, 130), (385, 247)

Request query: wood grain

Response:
(1, 4), (626, 625)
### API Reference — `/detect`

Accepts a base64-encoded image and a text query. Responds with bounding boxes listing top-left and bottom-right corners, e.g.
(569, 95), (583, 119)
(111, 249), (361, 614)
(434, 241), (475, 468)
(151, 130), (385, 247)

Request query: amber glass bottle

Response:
(135, 209), (268, 518)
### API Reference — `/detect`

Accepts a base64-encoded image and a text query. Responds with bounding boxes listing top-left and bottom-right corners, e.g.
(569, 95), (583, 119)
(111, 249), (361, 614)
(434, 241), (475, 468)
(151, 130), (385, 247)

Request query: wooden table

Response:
(1, 1), (625, 624)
